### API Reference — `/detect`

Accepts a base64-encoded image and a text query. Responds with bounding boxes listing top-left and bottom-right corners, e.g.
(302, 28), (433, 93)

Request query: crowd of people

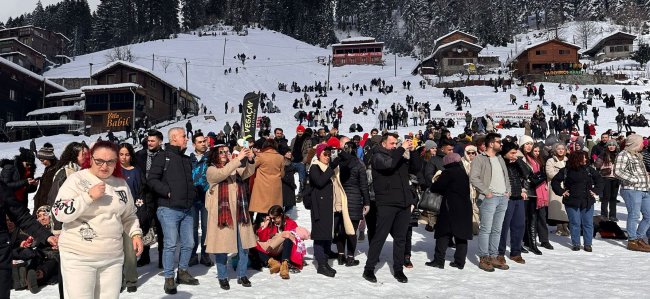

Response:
(5, 83), (650, 297)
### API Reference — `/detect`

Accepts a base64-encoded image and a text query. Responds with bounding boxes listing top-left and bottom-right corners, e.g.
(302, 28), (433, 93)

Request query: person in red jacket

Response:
(256, 205), (306, 280)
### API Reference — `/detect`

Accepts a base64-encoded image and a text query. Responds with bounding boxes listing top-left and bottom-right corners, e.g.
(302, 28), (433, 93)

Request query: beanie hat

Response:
(442, 153), (461, 165)
(464, 145), (478, 153)
(37, 143), (56, 160)
(296, 125), (305, 133)
(315, 144), (329, 158)
(500, 141), (519, 156)
(606, 140), (618, 148)
(519, 135), (534, 147)
(425, 140), (437, 151)
(327, 137), (341, 149)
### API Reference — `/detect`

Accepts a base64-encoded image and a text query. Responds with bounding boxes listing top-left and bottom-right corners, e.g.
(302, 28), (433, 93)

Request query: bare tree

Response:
(159, 57), (172, 73)
(575, 20), (598, 49)
(614, 3), (649, 34)
(105, 46), (135, 63)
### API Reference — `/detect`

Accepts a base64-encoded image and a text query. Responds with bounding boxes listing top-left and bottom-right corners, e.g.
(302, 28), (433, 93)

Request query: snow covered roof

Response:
(434, 30), (478, 45)
(582, 31), (636, 56)
(430, 40), (483, 58)
(0, 51), (26, 57)
(26, 105), (84, 116)
(5, 120), (84, 128)
(0, 56), (65, 91)
(93, 60), (179, 90)
(340, 37), (376, 43)
(507, 39), (581, 64)
(80, 83), (142, 92)
(45, 89), (83, 98)
(0, 25), (70, 42)
(0, 37), (46, 57)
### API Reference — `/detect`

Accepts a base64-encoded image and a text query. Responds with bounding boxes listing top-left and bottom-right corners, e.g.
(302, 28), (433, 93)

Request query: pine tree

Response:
(91, 0), (115, 51)
(632, 43), (650, 66)
(31, 1), (46, 27)
(181, 0), (206, 31)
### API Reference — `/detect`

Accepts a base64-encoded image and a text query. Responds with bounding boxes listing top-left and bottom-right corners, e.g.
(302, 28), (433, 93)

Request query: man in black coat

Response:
(135, 130), (164, 267)
(363, 133), (417, 284)
(148, 127), (199, 294)
(1, 181), (57, 298)
(589, 132), (609, 162)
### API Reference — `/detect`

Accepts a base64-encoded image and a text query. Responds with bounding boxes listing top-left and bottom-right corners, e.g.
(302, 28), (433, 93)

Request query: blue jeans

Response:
(620, 189), (650, 240)
(192, 191), (208, 255)
(477, 195), (508, 257)
(213, 227), (248, 279)
(157, 206), (195, 278)
(291, 162), (306, 184)
(565, 205), (594, 246)
(498, 199), (525, 256)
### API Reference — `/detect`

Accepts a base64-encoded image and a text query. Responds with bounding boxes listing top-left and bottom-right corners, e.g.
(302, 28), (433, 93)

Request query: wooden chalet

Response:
(412, 30), (483, 75)
(81, 60), (199, 135)
(0, 25), (69, 63)
(0, 57), (67, 141)
(582, 31), (636, 61)
(509, 39), (581, 76)
(332, 37), (384, 66)
(0, 37), (47, 73)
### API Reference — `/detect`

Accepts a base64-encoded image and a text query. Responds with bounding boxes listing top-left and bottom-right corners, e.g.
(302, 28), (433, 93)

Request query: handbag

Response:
(142, 226), (157, 247)
(419, 189), (443, 214)
(528, 171), (547, 188)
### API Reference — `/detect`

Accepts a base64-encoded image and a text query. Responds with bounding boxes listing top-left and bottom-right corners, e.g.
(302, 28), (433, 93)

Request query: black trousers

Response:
(1, 242), (10, 299)
(405, 226), (413, 256)
(434, 234), (468, 266)
(335, 215), (360, 257)
(366, 201), (377, 243)
(258, 238), (294, 264)
(313, 240), (332, 264)
(524, 197), (549, 244)
(364, 205), (410, 272)
(601, 178), (619, 218)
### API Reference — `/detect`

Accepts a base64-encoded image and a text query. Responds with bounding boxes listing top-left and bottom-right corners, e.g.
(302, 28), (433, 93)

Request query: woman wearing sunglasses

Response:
(53, 141), (143, 298)
(204, 144), (256, 290)
(461, 145), (480, 235)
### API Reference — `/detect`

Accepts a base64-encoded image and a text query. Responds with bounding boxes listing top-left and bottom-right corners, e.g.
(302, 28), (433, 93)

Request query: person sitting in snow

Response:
(256, 206), (308, 280)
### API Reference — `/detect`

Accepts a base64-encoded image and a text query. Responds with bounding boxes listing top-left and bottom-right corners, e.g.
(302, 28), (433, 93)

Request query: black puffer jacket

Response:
(338, 152), (370, 221)
(0, 159), (36, 200)
(551, 165), (603, 209)
(371, 147), (417, 208)
(148, 144), (196, 210)
(423, 153), (445, 187)
(309, 163), (335, 241)
(505, 158), (530, 200)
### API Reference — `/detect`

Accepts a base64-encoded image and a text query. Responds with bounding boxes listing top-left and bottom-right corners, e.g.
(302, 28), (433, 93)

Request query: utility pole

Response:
(184, 58), (189, 92)
(222, 38), (227, 65)
(394, 53), (397, 77)
(152, 54), (155, 71)
(73, 27), (78, 61)
(326, 55), (331, 95)
(42, 79), (45, 108)
(89, 63), (93, 85)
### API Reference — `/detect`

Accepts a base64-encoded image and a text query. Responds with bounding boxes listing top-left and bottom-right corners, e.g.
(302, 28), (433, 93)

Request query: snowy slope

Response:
(4, 27), (650, 298)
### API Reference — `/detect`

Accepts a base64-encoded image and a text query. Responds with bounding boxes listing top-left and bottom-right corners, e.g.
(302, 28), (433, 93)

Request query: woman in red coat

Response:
(256, 205), (306, 279)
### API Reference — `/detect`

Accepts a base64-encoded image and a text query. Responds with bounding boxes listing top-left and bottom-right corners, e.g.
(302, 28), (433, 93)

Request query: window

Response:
(150, 79), (156, 88)
(149, 98), (154, 109)
(128, 73), (137, 83)
(9, 89), (16, 101)
(447, 58), (464, 66)
(109, 92), (133, 110)
(535, 50), (547, 55)
(559, 49), (570, 55)
(335, 50), (344, 54)
(6, 112), (14, 122)
(107, 74), (116, 84)
(609, 45), (630, 53)
(86, 94), (109, 111)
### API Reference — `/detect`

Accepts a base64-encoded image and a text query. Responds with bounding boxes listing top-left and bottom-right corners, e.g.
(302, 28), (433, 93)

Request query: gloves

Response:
(329, 157), (340, 169)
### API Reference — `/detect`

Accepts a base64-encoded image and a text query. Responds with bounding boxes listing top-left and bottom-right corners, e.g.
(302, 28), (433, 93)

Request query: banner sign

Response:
(240, 92), (260, 139)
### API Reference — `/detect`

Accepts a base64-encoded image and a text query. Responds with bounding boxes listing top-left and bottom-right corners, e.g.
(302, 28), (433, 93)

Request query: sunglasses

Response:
(92, 157), (117, 167)
(322, 151), (331, 157)
(218, 149), (230, 155)
(466, 151), (477, 155)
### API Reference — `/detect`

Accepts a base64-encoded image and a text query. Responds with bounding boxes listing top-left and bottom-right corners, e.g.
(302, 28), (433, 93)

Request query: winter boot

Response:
(637, 239), (650, 251)
(346, 256), (360, 267)
(200, 253), (214, 267)
(12, 262), (27, 290)
(492, 256), (510, 270)
(267, 258), (281, 274)
(188, 254), (199, 267)
(176, 269), (200, 285)
(164, 277), (177, 294)
(317, 263), (336, 277)
(526, 214), (543, 255)
(137, 246), (151, 267)
(337, 254), (346, 265)
(478, 256), (494, 272)
(280, 260), (290, 279)
(404, 255), (413, 268)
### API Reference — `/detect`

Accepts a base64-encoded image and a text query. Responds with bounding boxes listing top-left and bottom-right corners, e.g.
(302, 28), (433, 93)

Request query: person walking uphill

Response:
(205, 145), (257, 290)
(147, 127), (200, 294)
(613, 134), (650, 252)
(363, 133), (417, 284)
(470, 133), (511, 272)
(309, 144), (356, 278)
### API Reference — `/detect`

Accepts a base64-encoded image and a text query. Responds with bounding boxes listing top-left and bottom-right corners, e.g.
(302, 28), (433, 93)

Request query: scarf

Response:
(217, 175), (250, 228)
(527, 157), (549, 209)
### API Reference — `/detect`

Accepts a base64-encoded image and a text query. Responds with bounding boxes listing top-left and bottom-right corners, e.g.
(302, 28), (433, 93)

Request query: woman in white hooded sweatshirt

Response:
(54, 141), (143, 298)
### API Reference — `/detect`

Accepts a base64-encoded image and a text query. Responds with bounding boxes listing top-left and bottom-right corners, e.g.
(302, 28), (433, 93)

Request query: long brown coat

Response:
(205, 159), (257, 254)
(249, 148), (284, 214)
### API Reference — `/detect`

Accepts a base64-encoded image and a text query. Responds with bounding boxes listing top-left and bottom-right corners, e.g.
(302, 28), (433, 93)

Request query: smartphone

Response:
(330, 149), (338, 159)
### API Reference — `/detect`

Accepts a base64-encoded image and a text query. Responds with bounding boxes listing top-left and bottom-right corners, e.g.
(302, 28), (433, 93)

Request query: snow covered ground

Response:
(6, 27), (650, 298)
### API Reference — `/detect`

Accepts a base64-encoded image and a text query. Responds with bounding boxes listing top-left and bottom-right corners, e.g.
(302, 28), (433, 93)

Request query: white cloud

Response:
(1, 0), (100, 25)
